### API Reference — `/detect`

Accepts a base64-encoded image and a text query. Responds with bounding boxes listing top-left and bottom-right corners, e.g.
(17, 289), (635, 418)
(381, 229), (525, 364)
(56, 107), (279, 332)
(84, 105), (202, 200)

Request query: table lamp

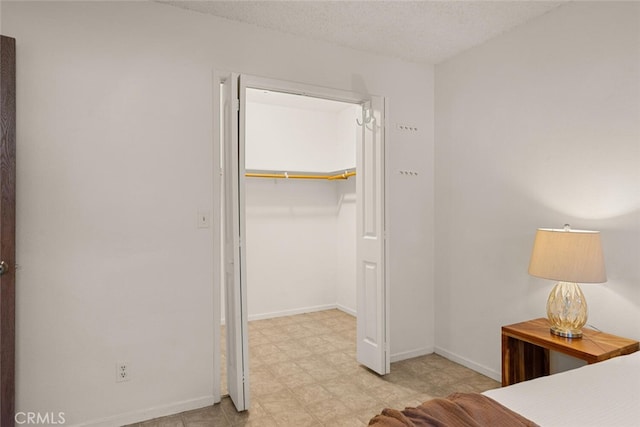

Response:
(528, 224), (606, 338)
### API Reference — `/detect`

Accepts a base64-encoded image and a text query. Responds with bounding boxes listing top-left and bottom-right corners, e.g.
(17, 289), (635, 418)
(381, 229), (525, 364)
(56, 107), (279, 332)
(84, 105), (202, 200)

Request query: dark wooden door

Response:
(0, 35), (16, 427)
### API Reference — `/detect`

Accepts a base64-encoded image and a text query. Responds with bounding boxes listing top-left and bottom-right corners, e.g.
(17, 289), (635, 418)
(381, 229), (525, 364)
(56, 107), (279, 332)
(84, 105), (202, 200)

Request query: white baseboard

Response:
(390, 346), (434, 363)
(335, 304), (356, 317)
(434, 346), (501, 382)
(221, 304), (355, 325)
(247, 303), (338, 322)
(70, 396), (214, 427)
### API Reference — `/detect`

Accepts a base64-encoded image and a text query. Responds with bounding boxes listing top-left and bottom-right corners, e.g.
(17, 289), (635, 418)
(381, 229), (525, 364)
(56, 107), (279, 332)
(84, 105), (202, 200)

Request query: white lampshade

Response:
(528, 228), (606, 284)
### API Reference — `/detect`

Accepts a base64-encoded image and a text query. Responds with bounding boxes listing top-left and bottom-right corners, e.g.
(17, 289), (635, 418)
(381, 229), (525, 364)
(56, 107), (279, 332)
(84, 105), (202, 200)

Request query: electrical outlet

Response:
(116, 361), (129, 382)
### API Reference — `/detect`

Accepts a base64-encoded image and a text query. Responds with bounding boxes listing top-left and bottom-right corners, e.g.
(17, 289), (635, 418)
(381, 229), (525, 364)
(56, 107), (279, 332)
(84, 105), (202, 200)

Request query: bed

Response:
(369, 351), (640, 426)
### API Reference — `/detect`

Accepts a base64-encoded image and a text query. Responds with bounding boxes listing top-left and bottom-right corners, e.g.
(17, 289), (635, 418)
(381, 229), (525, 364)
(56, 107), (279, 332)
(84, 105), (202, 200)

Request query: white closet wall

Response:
(245, 92), (356, 171)
(335, 179), (356, 314)
(244, 92), (359, 319)
(334, 106), (357, 314)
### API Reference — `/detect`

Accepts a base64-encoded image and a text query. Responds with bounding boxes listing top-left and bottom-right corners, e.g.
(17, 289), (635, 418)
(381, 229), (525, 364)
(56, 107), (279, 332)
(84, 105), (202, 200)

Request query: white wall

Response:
(245, 90), (356, 172)
(244, 178), (357, 318)
(335, 179), (357, 313)
(245, 179), (341, 318)
(246, 103), (339, 172)
(335, 107), (358, 312)
(3, 1), (435, 425)
(435, 1), (640, 380)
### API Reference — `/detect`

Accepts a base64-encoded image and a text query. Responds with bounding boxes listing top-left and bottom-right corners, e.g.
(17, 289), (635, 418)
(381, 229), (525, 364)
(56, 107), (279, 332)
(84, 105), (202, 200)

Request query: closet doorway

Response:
(214, 73), (389, 412)
(244, 88), (359, 321)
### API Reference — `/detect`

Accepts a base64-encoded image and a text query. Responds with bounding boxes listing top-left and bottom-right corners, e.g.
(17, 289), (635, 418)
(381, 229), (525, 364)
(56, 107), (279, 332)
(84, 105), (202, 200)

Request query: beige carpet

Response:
(128, 309), (499, 426)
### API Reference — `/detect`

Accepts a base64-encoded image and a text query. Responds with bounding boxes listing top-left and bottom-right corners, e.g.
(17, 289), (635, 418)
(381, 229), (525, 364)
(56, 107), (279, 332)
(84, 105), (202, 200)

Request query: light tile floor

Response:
(128, 309), (499, 426)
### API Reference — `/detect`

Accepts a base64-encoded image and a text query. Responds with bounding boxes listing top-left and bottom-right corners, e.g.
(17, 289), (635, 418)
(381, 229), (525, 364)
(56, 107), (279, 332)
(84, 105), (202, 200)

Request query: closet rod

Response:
(245, 170), (356, 181)
(327, 171), (356, 180)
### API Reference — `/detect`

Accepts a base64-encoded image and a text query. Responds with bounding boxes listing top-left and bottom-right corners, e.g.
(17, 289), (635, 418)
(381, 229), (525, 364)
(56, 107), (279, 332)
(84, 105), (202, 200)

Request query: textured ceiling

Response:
(159, 0), (566, 64)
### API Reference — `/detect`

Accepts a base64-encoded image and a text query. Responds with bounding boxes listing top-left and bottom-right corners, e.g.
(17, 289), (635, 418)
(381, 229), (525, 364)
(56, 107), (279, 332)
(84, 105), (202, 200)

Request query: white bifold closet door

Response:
(223, 74), (388, 412)
(222, 72), (250, 412)
(355, 98), (388, 376)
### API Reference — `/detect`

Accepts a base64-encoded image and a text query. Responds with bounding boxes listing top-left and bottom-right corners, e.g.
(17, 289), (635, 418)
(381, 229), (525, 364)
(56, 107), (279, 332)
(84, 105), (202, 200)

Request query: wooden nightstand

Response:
(501, 318), (639, 386)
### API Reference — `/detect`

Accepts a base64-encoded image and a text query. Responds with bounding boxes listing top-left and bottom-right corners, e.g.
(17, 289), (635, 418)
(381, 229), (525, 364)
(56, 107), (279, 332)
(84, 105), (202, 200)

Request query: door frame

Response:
(212, 72), (391, 405)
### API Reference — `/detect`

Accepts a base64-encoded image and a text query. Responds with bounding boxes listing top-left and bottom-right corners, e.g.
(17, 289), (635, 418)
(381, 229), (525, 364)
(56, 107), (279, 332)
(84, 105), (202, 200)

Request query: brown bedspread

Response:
(368, 392), (539, 427)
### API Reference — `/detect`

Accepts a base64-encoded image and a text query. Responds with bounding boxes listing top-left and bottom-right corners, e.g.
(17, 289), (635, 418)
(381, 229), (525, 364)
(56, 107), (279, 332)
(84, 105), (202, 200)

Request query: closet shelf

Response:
(245, 169), (356, 181)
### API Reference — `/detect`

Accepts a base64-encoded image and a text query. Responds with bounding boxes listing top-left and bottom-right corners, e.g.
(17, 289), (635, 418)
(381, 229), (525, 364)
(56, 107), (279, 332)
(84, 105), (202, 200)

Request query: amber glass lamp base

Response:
(546, 281), (587, 339)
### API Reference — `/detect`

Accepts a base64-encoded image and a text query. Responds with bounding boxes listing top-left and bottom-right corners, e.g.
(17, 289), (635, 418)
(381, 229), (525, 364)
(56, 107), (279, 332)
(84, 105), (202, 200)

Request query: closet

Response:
(217, 73), (388, 411)
(244, 88), (360, 319)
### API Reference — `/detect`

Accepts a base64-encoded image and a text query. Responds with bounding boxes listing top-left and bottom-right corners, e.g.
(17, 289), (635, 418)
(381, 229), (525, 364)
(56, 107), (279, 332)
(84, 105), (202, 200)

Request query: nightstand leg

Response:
(502, 333), (511, 386)
(502, 334), (549, 386)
